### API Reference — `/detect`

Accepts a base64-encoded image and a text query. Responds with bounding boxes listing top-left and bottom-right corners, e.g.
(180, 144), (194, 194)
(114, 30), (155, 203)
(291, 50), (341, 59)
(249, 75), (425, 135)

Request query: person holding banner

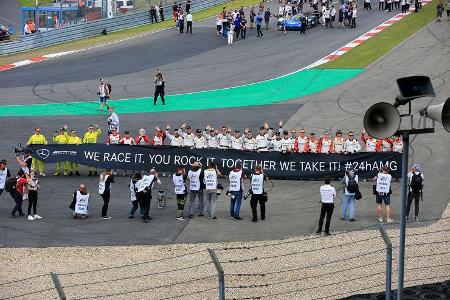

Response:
(230, 130), (244, 150)
(99, 170), (115, 219)
(83, 125), (102, 177)
(26, 128), (48, 176)
(173, 167), (188, 220)
(188, 161), (205, 218)
(53, 126), (69, 176)
(70, 184), (90, 219)
(374, 166), (393, 223)
(294, 129), (309, 153)
(333, 130), (345, 154)
(107, 107), (120, 134)
(204, 161), (222, 219)
(344, 131), (361, 154)
(194, 129), (207, 148)
(67, 130), (82, 176)
(135, 128), (149, 145)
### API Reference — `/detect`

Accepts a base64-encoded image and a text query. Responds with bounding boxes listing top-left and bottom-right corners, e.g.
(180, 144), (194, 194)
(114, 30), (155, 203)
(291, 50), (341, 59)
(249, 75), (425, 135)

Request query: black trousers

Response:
(0, 188), (4, 197)
(138, 191), (152, 220)
(186, 21), (192, 34)
(318, 203), (334, 233)
(101, 192), (110, 217)
(28, 190), (38, 216)
(10, 190), (23, 216)
(154, 86), (165, 104)
(406, 191), (421, 217)
(379, 2), (385, 10)
(250, 194), (266, 221)
(160, 10), (164, 21)
(235, 27), (240, 39)
(256, 25), (263, 37)
(241, 28), (246, 39)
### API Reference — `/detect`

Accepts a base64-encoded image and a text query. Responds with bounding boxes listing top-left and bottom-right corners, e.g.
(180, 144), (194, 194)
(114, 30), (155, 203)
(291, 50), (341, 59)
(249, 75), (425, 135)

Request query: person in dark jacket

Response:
(99, 170), (115, 219)
(264, 8), (271, 30)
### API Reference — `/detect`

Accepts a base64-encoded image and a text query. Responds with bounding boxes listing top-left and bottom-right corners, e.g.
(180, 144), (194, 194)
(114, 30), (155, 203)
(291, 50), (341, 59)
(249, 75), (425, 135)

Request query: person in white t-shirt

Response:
(173, 167), (187, 220)
(317, 176), (336, 235)
(374, 166), (393, 222)
(250, 165), (269, 222)
(204, 161), (222, 219)
(228, 163), (246, 220)
(186, 12), (193, 34)
(188, 161), (204, 218)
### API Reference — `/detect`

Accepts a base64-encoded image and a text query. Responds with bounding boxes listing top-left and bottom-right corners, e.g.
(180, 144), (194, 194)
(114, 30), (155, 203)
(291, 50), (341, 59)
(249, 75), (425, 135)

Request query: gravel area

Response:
(1, 204), (449, 300)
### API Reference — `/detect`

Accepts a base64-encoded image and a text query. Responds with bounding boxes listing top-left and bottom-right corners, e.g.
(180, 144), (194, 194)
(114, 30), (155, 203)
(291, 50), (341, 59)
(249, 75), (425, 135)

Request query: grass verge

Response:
(320, 0), (438, 69)
(1, 0), (259, 66)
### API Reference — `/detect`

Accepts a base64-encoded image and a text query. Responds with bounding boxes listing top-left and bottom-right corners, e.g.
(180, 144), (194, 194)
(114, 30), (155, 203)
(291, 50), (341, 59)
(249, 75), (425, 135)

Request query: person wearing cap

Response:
(294, 129), (309, 153)
(374, 166), (393, 223)
(154, 68), (165, 105)
(188, 161), (205, 218)
(318, 131), (333, 154)
(217, 126), (231, 149)
(0, 159), (11, 198)
(107, 107), (120, 134)
(344, 131), (361, 154)
(243, 130), (257, 151)
(270, 131), (283, 152)
(194, 129), (207, 148)
(68, 130), (82, 176)
(360, 130), (379, 152)
(98, 78), (110, 112)
(333, 130), (345, 154)
(180, 124), (195, 148)
(341, 168), (359, 222)
(204, 126), (219, 149)
(280, 130), (293, 153)
(53, 125), (69, 176)
(152, 127), (166, 145)
(406, 164), (424, 222)
(256, 125), (270, 152)
(26, 128), (48, 176)
(166, 126), (184, 147)
(120, 131), (136, 145)
(106, 127), (121, 145)
(83, 124), (102, 176)
(230, 129), (244, 150)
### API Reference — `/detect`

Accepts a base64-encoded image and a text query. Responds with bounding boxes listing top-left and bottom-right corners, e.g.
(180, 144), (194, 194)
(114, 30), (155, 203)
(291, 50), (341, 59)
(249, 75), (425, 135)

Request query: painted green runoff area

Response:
(321, 0), (438, 68)
(0, 68), (363, 117)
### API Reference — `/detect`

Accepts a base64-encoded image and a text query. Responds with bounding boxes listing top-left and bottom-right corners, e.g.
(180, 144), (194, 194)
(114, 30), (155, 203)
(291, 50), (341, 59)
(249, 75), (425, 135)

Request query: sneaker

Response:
(349, 219), (356, 222)
(54, 172), (60, 176)
(28, 215), (34, 221)
(11, 214), (17, 218)
(316, 230), (321, 235)
(101, 216), (111, 220)
(251, 218), (257, 223)
(324, 232), (331, 236)
(34, 214), (42, 219)
(234, 217), (243, 220)
(415, 216), (419, 222)
(128, 215), (134, 219)
(40, 172), (46, 177)
(379, 217), (384, 222)
(341, 217), (345, 221)
(177, 217), (185, 221)
(189, 215), (193, 218)
(64, 172), (68, 176)
(212, 216), (217, 220)
(198, 214), (204, 217)
(230, 216), (235, 220)
(386, 218), (394, 223)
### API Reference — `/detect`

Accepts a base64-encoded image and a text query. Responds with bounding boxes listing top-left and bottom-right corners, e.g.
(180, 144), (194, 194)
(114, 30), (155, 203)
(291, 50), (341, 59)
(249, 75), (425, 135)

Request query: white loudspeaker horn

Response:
(364, 102), (401, 139)
(424, 97), (450, 132)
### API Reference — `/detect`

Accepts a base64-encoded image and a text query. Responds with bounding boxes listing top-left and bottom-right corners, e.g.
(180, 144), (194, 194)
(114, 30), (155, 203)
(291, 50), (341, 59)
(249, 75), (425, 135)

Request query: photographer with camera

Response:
(0, 160), (10, 198)
(15, 148), (32, 175)
(228, 163), (246, 220)
(406, 163), (424, 222)
(26, 128), (48, 176)
(188, 161), (204, 218)
(154, 68), (165, 105)
(173, 167), (188, 220)
(250, 165), (269, 222)
(204, 161), (222, 219)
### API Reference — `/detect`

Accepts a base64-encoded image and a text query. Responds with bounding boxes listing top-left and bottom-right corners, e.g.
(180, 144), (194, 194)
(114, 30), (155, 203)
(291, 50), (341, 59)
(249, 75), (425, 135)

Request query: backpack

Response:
(106, 83), (112, 94)
(4, 178), (17, 193)
(410, 173), (423, 192)
(346, 175), (358, 193)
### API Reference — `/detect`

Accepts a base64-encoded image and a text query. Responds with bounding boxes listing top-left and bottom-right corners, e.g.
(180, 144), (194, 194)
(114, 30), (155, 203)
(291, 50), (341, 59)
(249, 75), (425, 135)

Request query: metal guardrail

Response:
(0, 0), (228, 56)
(378, 224), (393, 300)
(208, 248), (225, 300)
(50, 272), (67, 300)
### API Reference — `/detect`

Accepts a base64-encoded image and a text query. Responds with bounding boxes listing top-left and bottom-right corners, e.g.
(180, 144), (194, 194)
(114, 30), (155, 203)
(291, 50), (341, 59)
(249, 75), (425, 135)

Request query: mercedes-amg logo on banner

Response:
(36, 149), (50, 160)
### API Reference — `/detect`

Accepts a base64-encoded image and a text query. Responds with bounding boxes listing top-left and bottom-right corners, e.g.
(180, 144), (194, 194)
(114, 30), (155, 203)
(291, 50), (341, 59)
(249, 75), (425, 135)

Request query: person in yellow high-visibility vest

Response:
(26, 128), (48, 176)
(52, 126), (69, 176)
(67, 129), (82, 176)
(83, 124), (102, 176)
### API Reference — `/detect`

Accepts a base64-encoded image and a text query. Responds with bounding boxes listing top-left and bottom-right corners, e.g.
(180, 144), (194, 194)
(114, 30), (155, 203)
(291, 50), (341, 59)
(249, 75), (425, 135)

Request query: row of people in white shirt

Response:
(106, 125), (403, 153)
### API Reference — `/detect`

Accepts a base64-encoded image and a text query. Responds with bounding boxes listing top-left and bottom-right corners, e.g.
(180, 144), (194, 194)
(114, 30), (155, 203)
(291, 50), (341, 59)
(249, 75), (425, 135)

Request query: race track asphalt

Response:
(2, 1), (448, 247)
